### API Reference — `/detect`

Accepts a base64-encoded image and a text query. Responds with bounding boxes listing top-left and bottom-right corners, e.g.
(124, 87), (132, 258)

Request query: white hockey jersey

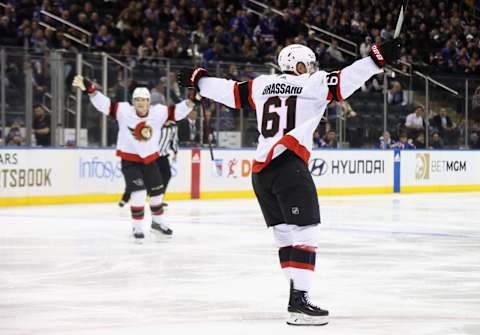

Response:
(198, 57), (382, 172)
(90, 92), (193, 164)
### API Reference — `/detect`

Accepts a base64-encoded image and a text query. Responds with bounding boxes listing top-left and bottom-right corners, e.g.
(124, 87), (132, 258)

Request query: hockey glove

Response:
(177, 68), (208, 91)
(72, 75), (97, 94)
(369, 39), (401, 67)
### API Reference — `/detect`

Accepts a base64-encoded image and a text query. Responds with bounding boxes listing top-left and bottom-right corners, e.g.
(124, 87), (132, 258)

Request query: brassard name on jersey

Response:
(262, 83), (303, 95)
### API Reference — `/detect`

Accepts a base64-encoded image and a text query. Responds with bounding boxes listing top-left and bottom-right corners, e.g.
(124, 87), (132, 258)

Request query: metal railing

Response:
(246, 0), (358, 57)
(0, 48), (479, 150)
(40, 10), (92, 48)
(413, 71), (460, 148)
(305, 24), (358, 57)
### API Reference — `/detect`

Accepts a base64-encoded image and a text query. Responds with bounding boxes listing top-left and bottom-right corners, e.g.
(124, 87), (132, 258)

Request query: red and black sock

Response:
(150, 204), (164, 216)
(289, 245), (316, 271)
(131, 206), (144, 220)
(279, 245), (317, 291)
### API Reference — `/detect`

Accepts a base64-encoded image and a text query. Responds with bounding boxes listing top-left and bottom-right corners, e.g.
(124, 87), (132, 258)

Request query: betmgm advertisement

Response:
(402, 151), (479, 191)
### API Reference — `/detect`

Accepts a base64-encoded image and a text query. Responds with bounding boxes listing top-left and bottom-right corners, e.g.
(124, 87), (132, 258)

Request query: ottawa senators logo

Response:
(129, 121), (153, 141)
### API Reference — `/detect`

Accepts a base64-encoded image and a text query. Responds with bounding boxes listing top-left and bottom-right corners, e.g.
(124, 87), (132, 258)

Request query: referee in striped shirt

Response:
(119, 120), (179, 207)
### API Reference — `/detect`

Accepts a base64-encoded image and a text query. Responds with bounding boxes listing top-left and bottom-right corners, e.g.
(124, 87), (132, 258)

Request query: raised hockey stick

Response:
(393, 0), (409, 39)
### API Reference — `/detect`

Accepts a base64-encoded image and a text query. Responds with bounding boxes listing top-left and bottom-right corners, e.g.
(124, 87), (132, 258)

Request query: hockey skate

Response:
(151, 218), (172, 235)
(132, 221), (144, 239)
(132, 227), (144, 239)
(286, 280), (329, 326)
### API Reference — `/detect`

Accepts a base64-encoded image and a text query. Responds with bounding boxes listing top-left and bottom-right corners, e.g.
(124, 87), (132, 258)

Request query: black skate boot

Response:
(151, 221), (172, 235)
(132, 227), (144, 239)
(287, 280), (329, 326)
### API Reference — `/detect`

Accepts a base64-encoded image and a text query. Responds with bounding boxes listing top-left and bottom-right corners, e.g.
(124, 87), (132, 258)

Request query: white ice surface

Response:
(1, 193), (480, 335)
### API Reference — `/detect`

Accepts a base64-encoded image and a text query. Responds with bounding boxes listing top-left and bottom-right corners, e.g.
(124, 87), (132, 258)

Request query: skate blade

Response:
(286, 313), (329, 326)
(150, 228), (173, 237)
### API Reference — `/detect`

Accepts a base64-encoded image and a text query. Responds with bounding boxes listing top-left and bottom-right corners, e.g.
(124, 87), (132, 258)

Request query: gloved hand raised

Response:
(369, 39), (402, 67)
(177, 68), (208, 91)
(72, 75), (97, 94)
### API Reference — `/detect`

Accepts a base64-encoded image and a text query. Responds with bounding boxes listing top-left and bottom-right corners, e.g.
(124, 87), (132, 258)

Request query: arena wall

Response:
(0, 148), (479, 206)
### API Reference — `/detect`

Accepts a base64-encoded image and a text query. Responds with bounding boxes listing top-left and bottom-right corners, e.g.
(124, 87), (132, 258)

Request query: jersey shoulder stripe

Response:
(326, 71), (344, 102)
(234, 80), (255, 109)
(167, 105), (176, 121)
(109, 101), (119, 119)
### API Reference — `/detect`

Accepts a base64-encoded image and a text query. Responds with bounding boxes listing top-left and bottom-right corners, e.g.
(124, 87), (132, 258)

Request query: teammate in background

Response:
(72, 75), (195, 238)
(119, 120), (179, 208)
(178, 40), (400, 325)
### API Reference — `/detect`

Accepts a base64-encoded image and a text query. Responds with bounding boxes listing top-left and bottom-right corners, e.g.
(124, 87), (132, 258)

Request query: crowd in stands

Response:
(270, 0), (480, 74)
(376, 105), (480, 149)
(0, 0), (479, 74)
(1, 0), (480, 149)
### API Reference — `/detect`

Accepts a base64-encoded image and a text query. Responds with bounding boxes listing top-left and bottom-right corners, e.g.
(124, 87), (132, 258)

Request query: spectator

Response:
(119, 40), (135, 64)
(31, 29), (48, 54)
(167, 72), (181, 103)
(191, 22), (207, 50)
(326, 39), (345, 65)
(359, 36), (372, 58)
(203, 43), (223, 63)
(1, 0), (480, 73)
(6, 120), (24, 146)
(413, 132), (426, 149)
(253, 15), (274, 43)
(116, 9), (133, 32)
(0, 15), (16, 46)
(31, 59), (49, 104)
(241, 37), (257, 61)
(387, 82), (408, 106)
(137, 36), (157, 64)
(395, 133), (415, 149)
(94, 25), (114, 51)
(431, 108), (456, 145)
(441, 40), (455, 70)
(33, 105), (51, 146)
(313, 130), (321, 148)
(76, 12), (92, 32)
(229, 9), (250, 35)
(378, 131), (395, 149)
(362, 73), (384, 92)
(405, 106), (425, 139)
(465, 58), (479, 75)
(319, 131), (338, 148)
(150, 79), (166, 105)
(430, 131), (444, 149)
(178, 109), (200, 146)
(471, 131), (480, 149)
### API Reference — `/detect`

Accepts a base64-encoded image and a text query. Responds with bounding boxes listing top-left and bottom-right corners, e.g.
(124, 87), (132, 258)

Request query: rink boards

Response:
(0, 148), (479, 206)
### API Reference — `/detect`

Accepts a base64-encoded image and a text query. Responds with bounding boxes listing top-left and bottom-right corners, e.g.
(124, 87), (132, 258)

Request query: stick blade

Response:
(393, 5), (404, 39)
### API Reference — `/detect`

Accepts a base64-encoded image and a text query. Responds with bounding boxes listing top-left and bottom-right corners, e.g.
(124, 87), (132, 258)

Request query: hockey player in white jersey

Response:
(178, 39), (401, 325)
(72, 75), (196, 238)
